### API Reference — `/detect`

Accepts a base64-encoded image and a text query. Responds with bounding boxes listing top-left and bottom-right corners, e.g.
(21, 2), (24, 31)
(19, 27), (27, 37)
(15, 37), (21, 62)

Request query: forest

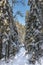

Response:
(0, 0), (43, 65)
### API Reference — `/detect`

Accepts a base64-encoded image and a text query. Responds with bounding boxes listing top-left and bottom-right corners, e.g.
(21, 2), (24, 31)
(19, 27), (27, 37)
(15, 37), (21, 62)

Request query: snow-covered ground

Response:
(0, 47), (43, 65)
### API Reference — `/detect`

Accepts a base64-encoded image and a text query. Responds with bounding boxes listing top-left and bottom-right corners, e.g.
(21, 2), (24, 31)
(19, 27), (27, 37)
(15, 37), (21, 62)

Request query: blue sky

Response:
(13, 0), (30, 25)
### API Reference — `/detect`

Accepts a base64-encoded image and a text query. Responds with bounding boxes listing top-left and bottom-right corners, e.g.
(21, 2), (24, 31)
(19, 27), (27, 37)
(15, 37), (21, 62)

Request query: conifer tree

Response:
(0, 0), (19, 60)
(25, 0), (43, 64)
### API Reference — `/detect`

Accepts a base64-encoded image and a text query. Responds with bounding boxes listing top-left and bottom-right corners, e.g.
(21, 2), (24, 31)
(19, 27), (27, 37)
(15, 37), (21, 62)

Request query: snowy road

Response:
(0, 47), (43, 65)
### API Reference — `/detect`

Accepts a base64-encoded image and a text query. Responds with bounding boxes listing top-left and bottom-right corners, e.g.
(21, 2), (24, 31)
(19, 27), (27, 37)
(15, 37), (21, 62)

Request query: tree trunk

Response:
(0, 37), (2, 59)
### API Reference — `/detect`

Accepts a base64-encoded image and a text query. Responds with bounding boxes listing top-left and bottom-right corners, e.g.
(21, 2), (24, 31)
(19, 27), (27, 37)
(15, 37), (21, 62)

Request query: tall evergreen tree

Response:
(25, 0), (43, 64)
(0, 0), (19, 60)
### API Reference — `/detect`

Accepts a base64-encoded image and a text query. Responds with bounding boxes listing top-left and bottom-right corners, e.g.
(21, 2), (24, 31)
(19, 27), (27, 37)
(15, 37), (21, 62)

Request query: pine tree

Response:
(25, 0), (43, 64)
(0, 0), (19, 60)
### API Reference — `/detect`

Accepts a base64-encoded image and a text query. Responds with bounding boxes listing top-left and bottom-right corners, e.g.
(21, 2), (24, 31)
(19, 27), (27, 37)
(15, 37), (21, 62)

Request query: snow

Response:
(0, 47), (43, 65)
